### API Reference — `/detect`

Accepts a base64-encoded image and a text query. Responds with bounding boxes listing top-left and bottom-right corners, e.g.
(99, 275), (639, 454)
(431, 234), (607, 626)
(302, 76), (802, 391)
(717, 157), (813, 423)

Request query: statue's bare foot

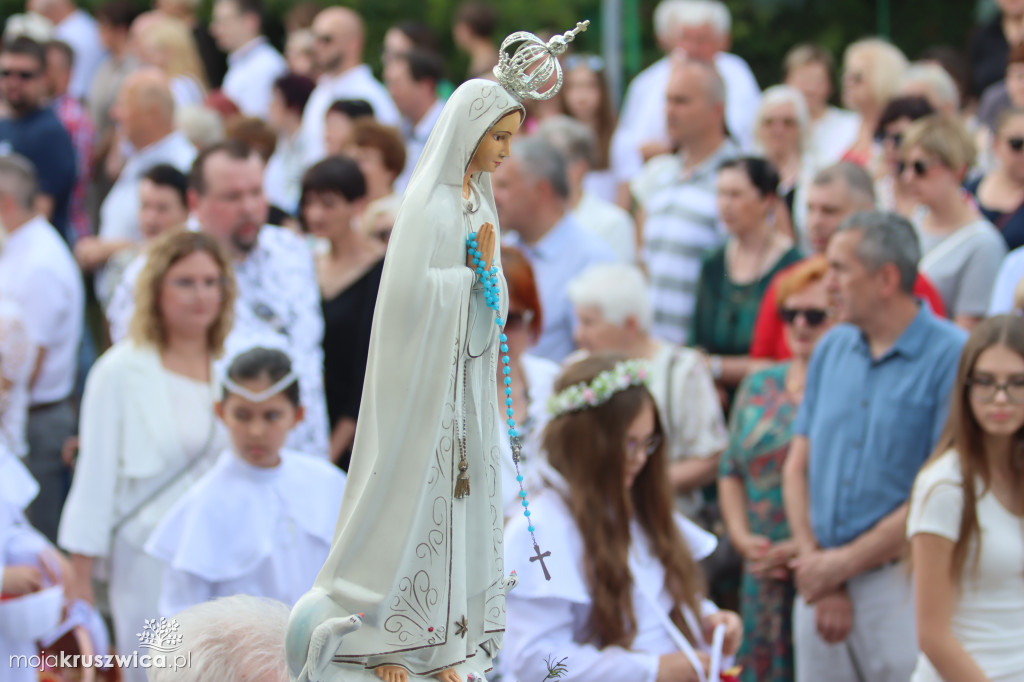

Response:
(435, 668), (462, 682)
(376, 665), (409, 682)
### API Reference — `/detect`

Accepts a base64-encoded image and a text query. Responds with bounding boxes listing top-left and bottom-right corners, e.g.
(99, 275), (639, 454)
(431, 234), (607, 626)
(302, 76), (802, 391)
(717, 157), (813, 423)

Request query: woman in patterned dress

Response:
(717, 255), (833, 682)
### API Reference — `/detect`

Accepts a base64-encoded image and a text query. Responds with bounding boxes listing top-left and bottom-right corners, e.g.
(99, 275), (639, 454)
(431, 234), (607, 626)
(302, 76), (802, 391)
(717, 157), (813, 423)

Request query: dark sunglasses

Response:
(1008, 137), (1024, 152)
(896, 159), (933, 178)
(779, 307), (829, 326)
(0, 69), (38, 80)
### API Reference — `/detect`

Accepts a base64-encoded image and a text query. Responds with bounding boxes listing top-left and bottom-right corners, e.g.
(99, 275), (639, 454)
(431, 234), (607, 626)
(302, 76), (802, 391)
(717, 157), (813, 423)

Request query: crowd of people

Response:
(1, 0), (1023, 680)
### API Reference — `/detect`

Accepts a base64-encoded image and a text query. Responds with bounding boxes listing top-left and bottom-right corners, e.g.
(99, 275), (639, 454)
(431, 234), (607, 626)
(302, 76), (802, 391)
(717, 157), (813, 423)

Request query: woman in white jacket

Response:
(58, 231), (234, 682)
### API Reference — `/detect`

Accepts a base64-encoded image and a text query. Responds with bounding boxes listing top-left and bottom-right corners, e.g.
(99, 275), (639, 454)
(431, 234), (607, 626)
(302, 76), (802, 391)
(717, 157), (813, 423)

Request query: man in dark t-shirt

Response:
(0, 37), (76, 242)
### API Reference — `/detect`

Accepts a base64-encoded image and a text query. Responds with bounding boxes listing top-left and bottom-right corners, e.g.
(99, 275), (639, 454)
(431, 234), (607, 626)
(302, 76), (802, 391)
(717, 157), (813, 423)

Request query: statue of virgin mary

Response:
(287, 79), (521, 682)
(286, 23), (589, 682)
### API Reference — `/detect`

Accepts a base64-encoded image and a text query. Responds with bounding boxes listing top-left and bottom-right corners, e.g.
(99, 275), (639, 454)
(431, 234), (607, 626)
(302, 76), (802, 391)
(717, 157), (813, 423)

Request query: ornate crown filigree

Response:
(493, 20), (590, 101)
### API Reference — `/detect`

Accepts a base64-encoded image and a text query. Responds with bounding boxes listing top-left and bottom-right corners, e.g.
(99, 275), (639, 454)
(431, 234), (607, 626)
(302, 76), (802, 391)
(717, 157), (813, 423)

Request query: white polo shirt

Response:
(0, 216), (84, 405)
(222, 37), (287, 118)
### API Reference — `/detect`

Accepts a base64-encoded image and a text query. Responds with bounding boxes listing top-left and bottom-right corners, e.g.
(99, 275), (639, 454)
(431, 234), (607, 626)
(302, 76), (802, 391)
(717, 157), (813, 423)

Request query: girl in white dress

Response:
(146, 347), (346, 617)
(505, 355), (743, 682)
(909, 314), (1024, 681)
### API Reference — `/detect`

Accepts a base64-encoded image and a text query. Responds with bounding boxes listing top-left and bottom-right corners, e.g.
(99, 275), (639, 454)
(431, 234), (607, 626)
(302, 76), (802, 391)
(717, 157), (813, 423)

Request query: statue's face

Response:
(468, 112), (522, 175)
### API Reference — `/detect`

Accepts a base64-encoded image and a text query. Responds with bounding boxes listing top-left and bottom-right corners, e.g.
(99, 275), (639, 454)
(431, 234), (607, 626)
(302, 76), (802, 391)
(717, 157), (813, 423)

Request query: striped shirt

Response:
(632, 141), (737, 345)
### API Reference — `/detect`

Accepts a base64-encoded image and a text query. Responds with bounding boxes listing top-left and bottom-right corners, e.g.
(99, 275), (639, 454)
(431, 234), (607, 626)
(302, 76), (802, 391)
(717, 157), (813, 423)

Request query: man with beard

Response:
(0, 37), (77, 242)
(299, 6), (399, 165)
(106, 141), (330, 458)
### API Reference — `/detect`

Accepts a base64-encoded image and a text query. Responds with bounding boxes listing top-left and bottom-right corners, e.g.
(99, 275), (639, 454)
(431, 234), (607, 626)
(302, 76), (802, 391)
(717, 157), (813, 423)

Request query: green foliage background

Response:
(11, 0), (982, 96)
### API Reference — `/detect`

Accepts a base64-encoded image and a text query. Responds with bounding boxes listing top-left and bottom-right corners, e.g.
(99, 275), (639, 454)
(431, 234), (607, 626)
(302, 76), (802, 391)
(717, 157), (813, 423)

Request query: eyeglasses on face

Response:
(779, 307), (829, 326)
(0, 69), (38, 80)
(897, 158), (935, 178)
(966, 375), (1024, 404)
(875, 131), (903, 148)
(625, 433), (663, 460)
(564, 54), (605, 72)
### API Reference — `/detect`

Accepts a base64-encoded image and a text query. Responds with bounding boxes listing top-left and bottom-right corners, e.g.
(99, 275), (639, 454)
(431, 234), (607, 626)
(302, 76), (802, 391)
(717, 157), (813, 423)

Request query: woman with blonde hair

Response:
(900, 114), (1006, 329)
(908, 315), (1024, 681)
(840, 38), (909, 166)
(135, 15), (208, 109)
(58, 231), (235, 682)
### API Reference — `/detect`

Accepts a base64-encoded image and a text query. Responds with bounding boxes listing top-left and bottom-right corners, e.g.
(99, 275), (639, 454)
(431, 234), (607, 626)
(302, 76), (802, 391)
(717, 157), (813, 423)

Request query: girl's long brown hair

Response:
(542, 354), (706, 648)
(922, 314), (1024, 585)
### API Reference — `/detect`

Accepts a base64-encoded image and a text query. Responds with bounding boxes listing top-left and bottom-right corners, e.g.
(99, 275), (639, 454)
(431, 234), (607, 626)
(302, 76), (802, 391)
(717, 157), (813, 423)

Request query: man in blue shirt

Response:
(0, 37), (77, 242)
(783, 211), (966, 682)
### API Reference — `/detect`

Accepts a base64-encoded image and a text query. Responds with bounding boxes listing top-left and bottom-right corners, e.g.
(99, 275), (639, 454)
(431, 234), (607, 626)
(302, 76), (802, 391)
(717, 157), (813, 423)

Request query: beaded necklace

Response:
(467, 231), (551, 580)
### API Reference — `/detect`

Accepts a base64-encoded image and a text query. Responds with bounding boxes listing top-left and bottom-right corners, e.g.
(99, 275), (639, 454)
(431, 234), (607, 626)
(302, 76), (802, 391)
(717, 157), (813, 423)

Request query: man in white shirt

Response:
(496, 137), (617, 363)
(75, 69), (195, 288)
(384, 49), (444, 192)
(535, 115), (636, 263)
(299, 7), (400, 165)
(27, 0), (106, 101)
(210, 0), (286, 118)
(107, 141), (330, 458)
(611, 0), (760, 194)
(0, 154), (84, 543)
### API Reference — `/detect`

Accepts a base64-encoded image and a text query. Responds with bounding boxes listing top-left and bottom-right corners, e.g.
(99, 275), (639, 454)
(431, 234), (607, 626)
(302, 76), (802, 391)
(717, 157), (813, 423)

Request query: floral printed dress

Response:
(718, 363), (800, 682)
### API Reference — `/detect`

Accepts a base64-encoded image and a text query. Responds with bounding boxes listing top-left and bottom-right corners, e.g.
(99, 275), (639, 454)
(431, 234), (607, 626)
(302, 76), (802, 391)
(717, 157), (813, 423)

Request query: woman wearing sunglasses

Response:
(717, 256), (832, 682)
(967, 109), (1024, 251)
(900, 114), (1006, 331)
(908, 315), (1024, 682)
(872, 95), (936, 219)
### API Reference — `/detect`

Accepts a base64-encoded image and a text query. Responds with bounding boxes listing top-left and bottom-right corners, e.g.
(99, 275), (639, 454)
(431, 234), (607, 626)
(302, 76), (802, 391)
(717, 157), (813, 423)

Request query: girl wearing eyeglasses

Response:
(908, 314), (1024, 682)
(505, 354), (742, 682)
(717, 256), (832, 682)
(968, 109), (1024, 251)
(899, 114), (1006, 331)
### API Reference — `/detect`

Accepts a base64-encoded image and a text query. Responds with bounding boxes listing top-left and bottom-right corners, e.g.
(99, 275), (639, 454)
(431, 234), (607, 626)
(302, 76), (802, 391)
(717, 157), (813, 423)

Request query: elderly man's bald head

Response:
(115, 67), (176, 148)
(311, 7), (364, 75)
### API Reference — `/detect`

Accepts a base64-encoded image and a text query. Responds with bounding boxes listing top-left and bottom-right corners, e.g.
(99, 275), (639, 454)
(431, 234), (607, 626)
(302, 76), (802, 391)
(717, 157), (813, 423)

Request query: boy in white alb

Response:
(146, 347), (346, 617)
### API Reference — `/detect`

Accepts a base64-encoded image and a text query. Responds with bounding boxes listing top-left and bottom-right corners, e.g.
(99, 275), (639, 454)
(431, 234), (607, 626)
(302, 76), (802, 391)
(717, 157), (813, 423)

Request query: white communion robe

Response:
(504, 464), (726, 682)
(286, 79), (524, 680)
(0, 449), (62, 682)
(145, 449), (346, 617)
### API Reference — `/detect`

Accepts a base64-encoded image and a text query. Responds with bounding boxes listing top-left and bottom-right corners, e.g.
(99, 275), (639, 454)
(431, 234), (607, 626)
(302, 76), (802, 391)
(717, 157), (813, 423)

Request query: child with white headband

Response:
(145, 347), (346, 618)
(504, 354), (743, 682)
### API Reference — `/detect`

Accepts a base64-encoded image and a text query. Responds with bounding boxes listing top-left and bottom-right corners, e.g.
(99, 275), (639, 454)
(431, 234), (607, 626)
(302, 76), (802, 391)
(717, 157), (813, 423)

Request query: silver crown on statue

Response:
(493, 20), (590, 101)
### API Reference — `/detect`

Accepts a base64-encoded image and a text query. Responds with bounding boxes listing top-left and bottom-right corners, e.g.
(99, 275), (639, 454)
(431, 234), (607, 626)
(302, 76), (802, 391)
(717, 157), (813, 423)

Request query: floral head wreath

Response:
(547, 359), (650, 419)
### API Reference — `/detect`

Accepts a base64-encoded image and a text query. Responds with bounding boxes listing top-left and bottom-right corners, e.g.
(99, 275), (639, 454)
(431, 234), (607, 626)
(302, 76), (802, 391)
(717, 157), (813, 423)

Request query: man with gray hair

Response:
(535, 116), (636, 263)
(750, 162), (947, 359)
(782, 210), (965, 681)
(494, 136), (616, 362)
(0, 153), (84, 543)
(631, 59), (736, 346)
(611, 0), (761, 194)
(898, 62), (960, 117)
(568, 262), (727, 518)
(146, 595), (290, 682)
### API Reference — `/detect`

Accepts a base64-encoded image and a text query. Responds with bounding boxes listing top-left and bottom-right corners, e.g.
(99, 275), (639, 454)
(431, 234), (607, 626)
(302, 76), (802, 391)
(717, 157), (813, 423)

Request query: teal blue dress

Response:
(719, 364), (799, 682)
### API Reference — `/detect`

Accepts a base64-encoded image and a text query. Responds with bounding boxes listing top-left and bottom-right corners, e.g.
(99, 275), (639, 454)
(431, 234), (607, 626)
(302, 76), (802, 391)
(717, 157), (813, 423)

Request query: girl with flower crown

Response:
(504, 354), (743, 682)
